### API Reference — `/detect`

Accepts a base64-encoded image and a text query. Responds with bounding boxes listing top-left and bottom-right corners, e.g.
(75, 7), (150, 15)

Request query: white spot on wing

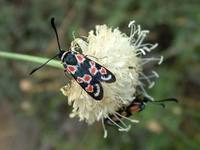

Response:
(101, 75), (112, 81)
(94, 84), (100, 97)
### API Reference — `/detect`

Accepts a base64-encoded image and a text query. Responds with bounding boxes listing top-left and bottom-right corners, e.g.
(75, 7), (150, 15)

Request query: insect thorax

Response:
(62, 51), (78, 66)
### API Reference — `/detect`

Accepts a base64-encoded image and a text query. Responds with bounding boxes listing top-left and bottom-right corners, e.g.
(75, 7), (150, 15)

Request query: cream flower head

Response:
(61, 21), (163, 138)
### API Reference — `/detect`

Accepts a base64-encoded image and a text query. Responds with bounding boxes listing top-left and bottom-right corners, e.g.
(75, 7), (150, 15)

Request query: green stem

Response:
(0, 51), (63, 69)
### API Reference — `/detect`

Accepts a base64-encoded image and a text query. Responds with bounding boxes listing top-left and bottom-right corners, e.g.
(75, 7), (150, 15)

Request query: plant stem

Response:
(0, 51), (63, 69)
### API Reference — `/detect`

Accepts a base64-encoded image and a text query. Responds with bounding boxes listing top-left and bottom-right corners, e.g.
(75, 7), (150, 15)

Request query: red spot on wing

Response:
(75, 54), (85, 63)
(89, 67), (98, 75)
(129, 105), (140, 112)
(83, 75), (92, 83)
(67, 66), (77, 74)
(76, 75), (92, 84)
(85, 84), (94, 93)
(99, 67), (107, 75)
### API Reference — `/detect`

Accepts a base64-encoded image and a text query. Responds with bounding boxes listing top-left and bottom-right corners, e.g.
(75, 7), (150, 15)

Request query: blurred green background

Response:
(0, 0), (200, 150)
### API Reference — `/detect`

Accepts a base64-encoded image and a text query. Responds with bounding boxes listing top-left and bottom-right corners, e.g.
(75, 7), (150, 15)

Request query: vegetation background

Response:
(0, 0), (199, 150)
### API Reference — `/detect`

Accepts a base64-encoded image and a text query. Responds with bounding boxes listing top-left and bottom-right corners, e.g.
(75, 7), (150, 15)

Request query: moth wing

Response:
(73, 74), (104, 100)
(73, 52), (116, 83)
(80, 79), (103, 100)
(86, 59), (116, 83)
(65, 52), (115, 100)
(65, 64), (103, 100)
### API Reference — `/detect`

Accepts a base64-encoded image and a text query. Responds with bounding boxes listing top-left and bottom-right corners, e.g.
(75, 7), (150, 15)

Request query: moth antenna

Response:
(149, 98), (178, 108)
(30, 17), (63, 75)
(29, 54), (59, 75)
(153, 98), (178, 103)
(51, 17), (62, 52)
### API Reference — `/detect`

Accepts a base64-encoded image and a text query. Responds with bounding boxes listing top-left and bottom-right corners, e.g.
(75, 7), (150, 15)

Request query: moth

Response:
(104, 94), (178, 125)
(30, 18), (116, 100)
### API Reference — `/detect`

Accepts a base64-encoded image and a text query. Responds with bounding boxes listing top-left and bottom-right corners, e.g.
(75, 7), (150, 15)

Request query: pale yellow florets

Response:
(61, 21), (162, 137)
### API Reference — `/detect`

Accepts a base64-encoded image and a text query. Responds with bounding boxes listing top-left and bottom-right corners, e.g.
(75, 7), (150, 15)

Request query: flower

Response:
(61, 20), (163, 138)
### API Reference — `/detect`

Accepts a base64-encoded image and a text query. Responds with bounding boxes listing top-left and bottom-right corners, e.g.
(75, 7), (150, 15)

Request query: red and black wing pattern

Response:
(72, 73), (104, 100)
(104, 94), (178, 125)
(87, 60), (116, 83)
(64, 51), (115, 100)
(104, 100), (144, 125)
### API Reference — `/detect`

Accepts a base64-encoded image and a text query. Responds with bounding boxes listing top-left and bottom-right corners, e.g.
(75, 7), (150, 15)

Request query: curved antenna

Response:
(29, 53), (59, 75)
(51, 17), (62, 52)
(149, 98), (178, 108)
(29, 17), (63, 75)
(153, 98), (178, 103)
